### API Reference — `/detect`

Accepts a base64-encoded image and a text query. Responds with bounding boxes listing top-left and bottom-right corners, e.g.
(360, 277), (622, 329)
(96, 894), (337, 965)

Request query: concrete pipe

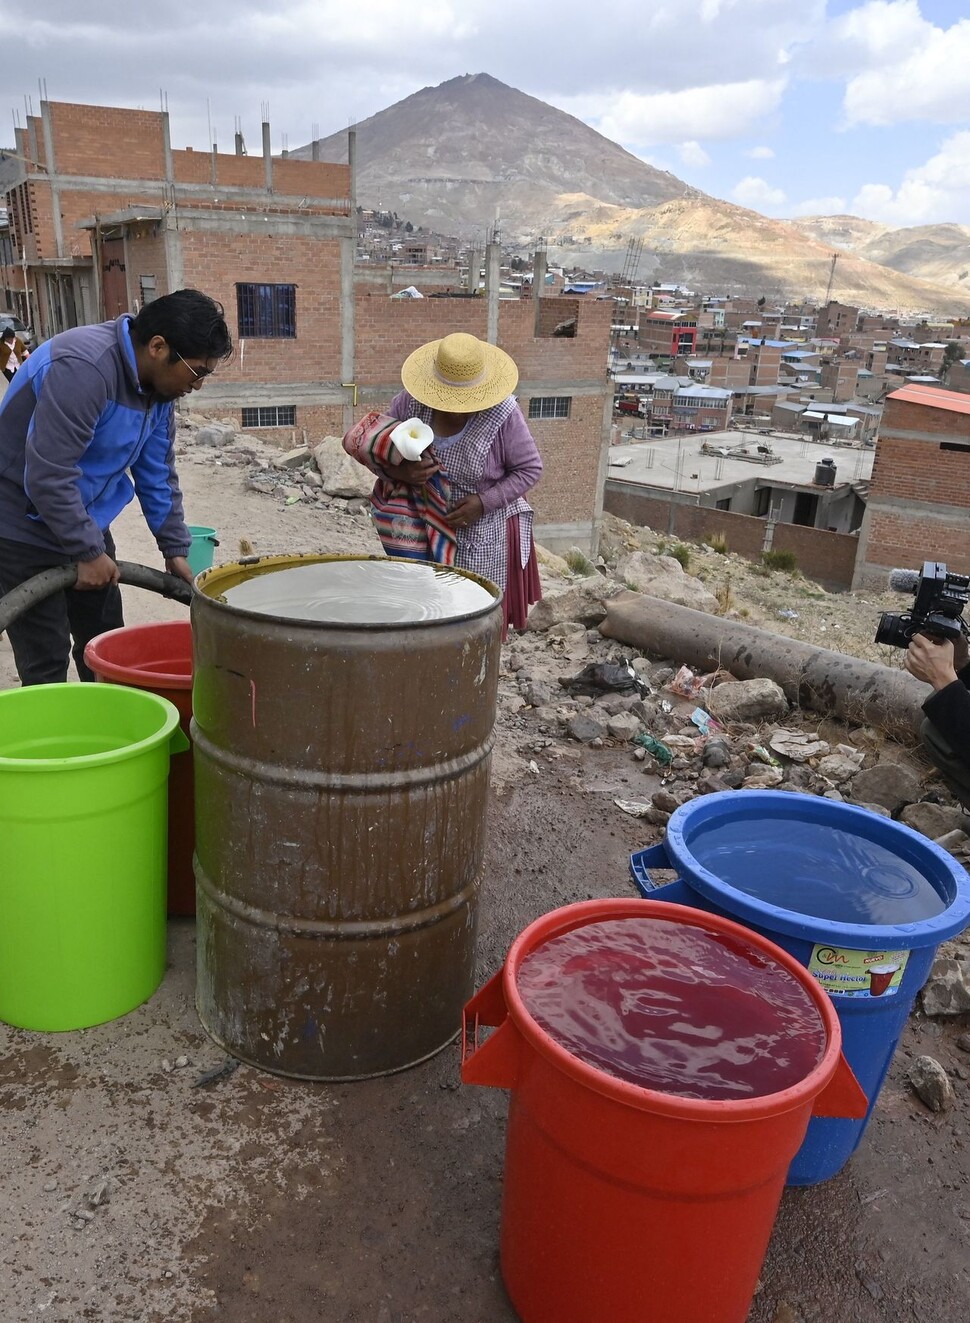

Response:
(600, 591), (930, 740)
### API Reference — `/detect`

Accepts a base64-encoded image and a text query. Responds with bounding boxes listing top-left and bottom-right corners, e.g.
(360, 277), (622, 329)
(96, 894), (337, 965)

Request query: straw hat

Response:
(401, 333), (518, 414)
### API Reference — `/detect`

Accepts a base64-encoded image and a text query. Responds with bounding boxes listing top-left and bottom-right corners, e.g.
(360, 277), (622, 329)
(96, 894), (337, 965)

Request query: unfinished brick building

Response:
(2, 100), (613, 553)
(853, 384), (970, 589)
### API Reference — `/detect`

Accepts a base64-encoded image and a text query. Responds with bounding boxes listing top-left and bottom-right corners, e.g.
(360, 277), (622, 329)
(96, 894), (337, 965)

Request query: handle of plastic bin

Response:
(635, 843), (670, 870)
(630, 842), (689, 898)
(169, 728), (191, 756)
(811, 1052), (868, 1120)
(461, 969), (521, 1090)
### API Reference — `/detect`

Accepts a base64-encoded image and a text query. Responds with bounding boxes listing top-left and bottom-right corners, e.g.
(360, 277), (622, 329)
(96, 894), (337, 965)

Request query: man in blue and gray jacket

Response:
(0, 289), (232, 684)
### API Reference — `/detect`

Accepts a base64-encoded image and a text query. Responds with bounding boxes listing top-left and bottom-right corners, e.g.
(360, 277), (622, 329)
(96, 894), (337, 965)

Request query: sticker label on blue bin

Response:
(808, 945), (910, 998)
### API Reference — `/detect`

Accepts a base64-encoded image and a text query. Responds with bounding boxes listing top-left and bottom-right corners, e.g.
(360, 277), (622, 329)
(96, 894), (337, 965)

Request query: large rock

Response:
(908, 1055), (955, 1112)
(527, 576), (623, 630)
(921, 954), (970, 1017)
(707, 678), (789, 722)
(816, 750), (865, 783)
(849, 763), (921, 814)
(311, 436), (375, 499)
(195, 421), (237, 447)
(607, 712), (642, 742)
(898, 801), (969, 841)
(534, 543), (572, 579)
(614, 550), (720, 614)
(566, 712), (607, 743)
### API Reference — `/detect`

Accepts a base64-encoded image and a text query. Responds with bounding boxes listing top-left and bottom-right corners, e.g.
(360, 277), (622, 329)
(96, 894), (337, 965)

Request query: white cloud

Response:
(679, 141), (711, 168)
(563, 79), (787, 148)
(832, 0), (929, 64)
(815, 2), (970, 127)
(746, 145), (774, 159)
(732, 175), (786, 210)
(787, 196), (848, 218)
(850, 131), (970, 226)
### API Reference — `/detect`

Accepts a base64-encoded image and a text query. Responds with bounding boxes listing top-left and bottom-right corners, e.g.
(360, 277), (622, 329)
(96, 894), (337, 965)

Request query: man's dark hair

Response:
(0, 328), (14, 343)
(130, 289), (233, 363)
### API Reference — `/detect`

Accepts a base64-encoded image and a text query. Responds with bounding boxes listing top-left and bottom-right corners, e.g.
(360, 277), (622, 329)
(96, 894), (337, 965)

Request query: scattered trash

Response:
(193, 1058), (241, 1089)
(613, 799), (653, 818)
(562, 660), (648, 698)
(777, 608), (799, 621)
(666, 665), (727, 701)
(633, 732), (674, 765)
(768, 730), (830, 763)
(659, 699), (673, 714)
(528, 760), (540, 775)
(667, 665), (706, 700)
(284, 494), (302, 506)
(690, 708), (720, 737)
(702, 737), (732, 769)
(88, 1178), (110, 1208)
(747, 743), (782, 767)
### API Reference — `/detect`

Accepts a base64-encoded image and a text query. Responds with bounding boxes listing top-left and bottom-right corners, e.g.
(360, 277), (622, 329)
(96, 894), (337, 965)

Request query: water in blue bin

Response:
(690, 818), (947, 926)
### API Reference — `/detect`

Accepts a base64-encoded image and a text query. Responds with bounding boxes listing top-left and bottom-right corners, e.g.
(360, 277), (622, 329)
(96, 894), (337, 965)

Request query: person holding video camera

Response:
(905, 631), (970, 811)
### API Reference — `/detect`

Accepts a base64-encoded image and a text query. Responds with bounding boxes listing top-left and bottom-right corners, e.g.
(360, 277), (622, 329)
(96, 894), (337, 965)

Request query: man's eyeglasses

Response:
(174, 350), (214, 381)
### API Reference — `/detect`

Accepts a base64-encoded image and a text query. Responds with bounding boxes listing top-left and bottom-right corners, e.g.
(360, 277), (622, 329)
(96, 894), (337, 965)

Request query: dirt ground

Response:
(1, 420), (969, 1323)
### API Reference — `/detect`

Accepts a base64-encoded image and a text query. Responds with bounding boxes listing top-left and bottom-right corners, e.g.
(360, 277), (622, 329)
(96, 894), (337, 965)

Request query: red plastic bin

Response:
(462, 898), (867, 1323)
(84, 621), (195, 916)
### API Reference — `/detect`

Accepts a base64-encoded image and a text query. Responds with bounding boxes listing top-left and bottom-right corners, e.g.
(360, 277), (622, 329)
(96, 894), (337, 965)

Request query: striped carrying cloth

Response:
(392, 392), (534, 593)
(342, 411), (457, 564)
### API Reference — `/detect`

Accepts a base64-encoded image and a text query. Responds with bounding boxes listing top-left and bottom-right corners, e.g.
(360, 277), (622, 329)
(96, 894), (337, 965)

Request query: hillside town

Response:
(2, 90), (970, 1323)
(2, 98), (969, 600)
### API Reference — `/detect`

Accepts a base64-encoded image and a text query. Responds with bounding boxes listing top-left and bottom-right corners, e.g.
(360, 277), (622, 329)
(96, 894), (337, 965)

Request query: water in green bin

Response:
(2, 734), (127, 759)
(218, 560), (495, 624)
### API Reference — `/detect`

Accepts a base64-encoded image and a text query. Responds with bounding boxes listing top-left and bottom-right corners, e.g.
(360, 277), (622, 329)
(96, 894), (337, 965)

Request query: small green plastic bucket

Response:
(187, 525), (219, 576)
(0, 683), (189, 1031)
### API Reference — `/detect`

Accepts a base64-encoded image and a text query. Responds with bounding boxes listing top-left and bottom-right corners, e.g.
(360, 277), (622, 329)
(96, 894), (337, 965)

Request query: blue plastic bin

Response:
(630, 790), (970, 1185)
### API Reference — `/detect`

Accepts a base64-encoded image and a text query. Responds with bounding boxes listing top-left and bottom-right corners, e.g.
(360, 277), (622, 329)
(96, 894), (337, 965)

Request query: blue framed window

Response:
(236, 283), (297, 338)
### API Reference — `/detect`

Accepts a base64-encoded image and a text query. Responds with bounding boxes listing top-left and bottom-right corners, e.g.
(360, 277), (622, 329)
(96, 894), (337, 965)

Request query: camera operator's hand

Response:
(954, 631), (970, 672)
(905, 633), (959, 691)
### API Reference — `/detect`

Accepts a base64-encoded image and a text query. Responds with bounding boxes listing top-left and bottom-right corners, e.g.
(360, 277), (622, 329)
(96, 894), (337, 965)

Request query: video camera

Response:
(875, 561), (970, 649)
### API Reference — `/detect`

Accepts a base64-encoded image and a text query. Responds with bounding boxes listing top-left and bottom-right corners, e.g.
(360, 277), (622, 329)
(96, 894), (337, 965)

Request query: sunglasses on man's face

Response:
(173, 349), (215, 380)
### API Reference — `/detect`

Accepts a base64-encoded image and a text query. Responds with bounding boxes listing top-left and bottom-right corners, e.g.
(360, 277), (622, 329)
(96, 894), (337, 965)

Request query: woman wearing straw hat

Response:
(344, 332), (543, 637)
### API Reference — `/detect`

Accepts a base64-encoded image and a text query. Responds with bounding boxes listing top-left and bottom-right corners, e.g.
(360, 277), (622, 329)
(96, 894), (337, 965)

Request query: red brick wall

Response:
(603, 485), (858, 589)
(536, 297), (580, 336)
(172, 150), (212, 185)
(863, 509), (970, 576)
(353, 293), (488, 384)
(855, 392), (970, 584)
(273, 160), (348, 199)
(525, 395), (606, 528)
(869, 434), (970, 508)
(179, 231), (345, 381)
(49, 103), (167, 178)
(125, 232), (172, 304)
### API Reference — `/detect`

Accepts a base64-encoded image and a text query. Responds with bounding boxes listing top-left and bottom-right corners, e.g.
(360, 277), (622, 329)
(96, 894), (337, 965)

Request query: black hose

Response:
(0, 561), (193, 636)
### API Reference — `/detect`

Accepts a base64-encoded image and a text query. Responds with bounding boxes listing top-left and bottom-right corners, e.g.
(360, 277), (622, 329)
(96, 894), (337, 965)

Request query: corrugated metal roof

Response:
(888, 384), (970, 416)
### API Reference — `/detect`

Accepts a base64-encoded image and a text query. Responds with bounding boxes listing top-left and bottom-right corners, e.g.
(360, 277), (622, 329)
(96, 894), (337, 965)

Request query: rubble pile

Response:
(190, 419), (970, 1026)
(176, 421), (374, 519)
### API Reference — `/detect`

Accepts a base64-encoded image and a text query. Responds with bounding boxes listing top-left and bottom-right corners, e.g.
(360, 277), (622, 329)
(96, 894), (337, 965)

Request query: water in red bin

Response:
(516, 918), (826, 1101)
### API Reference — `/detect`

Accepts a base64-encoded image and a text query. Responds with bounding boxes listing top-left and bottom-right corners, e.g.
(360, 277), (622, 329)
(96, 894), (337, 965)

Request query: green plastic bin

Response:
(0, 683), (188, 1031)
(187, 525), (219, 577)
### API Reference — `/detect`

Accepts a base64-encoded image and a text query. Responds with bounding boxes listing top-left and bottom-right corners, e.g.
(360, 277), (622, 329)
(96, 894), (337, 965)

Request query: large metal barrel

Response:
(191, 553), (503, 1079)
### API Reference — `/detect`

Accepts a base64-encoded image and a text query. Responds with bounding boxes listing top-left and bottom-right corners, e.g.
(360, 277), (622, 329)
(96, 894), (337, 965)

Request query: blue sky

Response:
(2, 1), (968, 230)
